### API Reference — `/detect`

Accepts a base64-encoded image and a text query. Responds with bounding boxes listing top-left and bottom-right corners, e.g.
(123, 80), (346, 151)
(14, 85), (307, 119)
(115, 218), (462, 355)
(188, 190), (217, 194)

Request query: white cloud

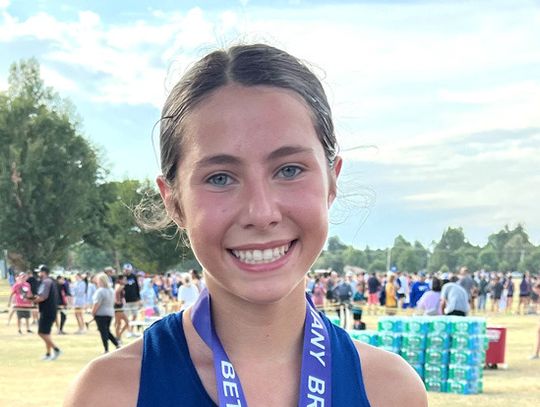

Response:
(1, 0), (538, 242)
(40, 66), (78, 92)
(438, 82), (540, 105)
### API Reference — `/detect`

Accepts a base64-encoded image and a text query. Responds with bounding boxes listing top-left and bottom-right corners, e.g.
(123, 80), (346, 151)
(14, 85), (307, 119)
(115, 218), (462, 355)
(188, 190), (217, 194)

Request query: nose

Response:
(239, 179), (282, 230)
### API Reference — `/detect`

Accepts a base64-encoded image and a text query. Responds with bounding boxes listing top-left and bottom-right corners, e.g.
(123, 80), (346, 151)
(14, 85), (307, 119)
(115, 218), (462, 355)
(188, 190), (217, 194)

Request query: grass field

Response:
(1, 279), (539, 406)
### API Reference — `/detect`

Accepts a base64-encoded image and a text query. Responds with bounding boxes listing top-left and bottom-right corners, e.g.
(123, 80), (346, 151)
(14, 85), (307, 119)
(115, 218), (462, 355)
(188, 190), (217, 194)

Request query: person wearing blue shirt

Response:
(410, 272), (431, 308)
(65, 43), (427, 407)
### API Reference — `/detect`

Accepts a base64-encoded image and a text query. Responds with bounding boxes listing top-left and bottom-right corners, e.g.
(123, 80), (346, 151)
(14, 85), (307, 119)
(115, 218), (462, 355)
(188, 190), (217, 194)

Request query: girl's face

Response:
(159, 85), (341, 305)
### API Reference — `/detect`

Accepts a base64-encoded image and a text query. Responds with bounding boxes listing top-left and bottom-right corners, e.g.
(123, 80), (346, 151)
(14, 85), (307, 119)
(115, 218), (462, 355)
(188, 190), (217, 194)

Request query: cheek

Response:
(183, 193), (233, 240)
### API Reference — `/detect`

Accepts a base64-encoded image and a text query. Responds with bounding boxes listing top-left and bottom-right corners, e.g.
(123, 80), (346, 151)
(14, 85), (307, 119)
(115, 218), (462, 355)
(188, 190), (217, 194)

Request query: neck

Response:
(201, 281), (308, 364)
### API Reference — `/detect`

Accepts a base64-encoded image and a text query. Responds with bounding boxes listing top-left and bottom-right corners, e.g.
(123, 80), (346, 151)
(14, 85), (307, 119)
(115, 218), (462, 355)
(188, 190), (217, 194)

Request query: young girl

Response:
(65, 44), (426, 407)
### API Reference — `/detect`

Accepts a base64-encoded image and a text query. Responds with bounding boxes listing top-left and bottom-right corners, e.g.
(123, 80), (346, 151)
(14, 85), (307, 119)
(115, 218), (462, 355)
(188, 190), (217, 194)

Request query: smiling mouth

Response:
(229, 241), (295, 265)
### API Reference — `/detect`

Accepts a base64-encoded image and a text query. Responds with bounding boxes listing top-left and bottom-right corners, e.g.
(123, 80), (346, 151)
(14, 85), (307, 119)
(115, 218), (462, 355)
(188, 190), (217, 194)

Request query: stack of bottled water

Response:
(348, 329), (380, 346)
(446, 317), (487, 394)
(401, 318), (430, 380)
(377, 316), (404, 354)
(346, 315), (488, 394)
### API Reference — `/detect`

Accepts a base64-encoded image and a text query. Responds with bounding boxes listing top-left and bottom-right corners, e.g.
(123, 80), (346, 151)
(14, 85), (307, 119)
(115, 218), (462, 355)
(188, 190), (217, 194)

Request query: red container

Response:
(486, 327), (506, 365)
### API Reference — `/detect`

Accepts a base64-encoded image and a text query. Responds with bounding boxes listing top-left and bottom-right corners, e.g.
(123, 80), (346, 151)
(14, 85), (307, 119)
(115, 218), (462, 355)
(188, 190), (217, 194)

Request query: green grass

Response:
(1, 279), (539, 406)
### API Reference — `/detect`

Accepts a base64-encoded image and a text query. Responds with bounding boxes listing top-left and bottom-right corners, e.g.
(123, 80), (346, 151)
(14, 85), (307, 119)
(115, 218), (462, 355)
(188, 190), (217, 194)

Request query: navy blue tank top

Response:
(137, 311), (372, 406)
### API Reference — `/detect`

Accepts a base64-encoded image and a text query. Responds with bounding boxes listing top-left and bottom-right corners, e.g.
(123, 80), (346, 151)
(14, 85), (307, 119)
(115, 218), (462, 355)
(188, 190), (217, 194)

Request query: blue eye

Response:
(278, 165), (302, 179)
(207, 173), (232, 186)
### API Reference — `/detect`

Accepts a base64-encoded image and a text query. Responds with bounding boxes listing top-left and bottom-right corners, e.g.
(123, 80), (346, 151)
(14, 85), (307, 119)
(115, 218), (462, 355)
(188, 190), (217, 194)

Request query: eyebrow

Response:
(194, 145), (314, 168)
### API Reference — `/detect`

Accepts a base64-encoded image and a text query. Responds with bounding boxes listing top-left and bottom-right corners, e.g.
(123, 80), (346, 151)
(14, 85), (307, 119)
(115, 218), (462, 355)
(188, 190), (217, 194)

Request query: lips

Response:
(229, 241), (294, 265)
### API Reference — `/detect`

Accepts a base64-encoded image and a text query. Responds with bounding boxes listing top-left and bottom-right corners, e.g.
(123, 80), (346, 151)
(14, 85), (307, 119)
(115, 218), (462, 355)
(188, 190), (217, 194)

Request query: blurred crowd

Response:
(306, 267), (540, 327)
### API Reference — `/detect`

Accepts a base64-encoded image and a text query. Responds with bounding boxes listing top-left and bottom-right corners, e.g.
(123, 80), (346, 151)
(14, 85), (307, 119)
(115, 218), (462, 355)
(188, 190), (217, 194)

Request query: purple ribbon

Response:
(191, 288), (332, 406)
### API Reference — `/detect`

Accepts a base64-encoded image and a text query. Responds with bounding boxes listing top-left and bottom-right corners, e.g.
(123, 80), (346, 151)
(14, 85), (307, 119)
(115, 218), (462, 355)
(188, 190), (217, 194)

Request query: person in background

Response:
(26, 270), (40, 325)
(7, 265), (16, 286)
(441, 276), (470, 316)
(92, 272), (120, 354)
(7, 272), (33, 334)
(140, 278), (158, 317)
(518, 272), (532, 315)
(490, 275), (504, 313)
(396, 270), (409, 309)
(122, 263), (141, 338)
(366, 272), (381, 315)
(104, 266), (117, 286)
(458, 266), (476, 312)
(310, 276), (326, 311)
(55, 275), (70, 335)
(529, 282), (540, 360)
(410, 272), (430, 309)
(177, 273), (200, 311)
(29, 265), (61, 360)
(476, 271), (490, 312)
(351, 281), (366, 330)
(385, 274), (398, 315)
(113, 275), (129, 344)
(86, 274), (97, 310)
(152, 274), (164, 313)
(333, 276), (354, 329)
(72, 273), (88, 334)
(190, 269), (206, 293)
(416, 277), (442, 316)
(505, 274), (515, 314)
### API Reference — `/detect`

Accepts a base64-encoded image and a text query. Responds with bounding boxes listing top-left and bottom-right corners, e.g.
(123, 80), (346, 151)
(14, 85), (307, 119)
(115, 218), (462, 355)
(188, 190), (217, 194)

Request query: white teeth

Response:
(263, 249), (273, 260)
(231, 243), (292, 264)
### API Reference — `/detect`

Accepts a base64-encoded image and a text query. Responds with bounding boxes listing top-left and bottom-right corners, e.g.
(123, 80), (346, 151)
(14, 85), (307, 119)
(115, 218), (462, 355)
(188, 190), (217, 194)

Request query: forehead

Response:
(182, 85), (322, 159)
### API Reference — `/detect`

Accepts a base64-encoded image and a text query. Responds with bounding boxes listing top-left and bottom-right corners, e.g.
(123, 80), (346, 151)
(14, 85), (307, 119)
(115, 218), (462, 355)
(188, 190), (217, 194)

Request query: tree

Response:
(391, 235), (411, 270)
(85, 179), (193, 273)
(522, 247), (540, 274)
(456, 246), (480, 271)
(396, 247), (423, 273)
(487, 224), (533, 271)
(327, 236), (347, 252)
(429, 227), (467, 272)
(0, 59), (101, 268)
(368, 260), (387, 273)
(478, 246), (499, 271)
(342, 246), (368, 269)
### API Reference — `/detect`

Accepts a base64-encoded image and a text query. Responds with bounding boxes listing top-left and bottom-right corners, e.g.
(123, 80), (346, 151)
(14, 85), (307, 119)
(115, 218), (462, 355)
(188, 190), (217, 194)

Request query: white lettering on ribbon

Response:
(309, 309), (326, 367)
(306, 310), (327, 406)
(221, 361), (242, 407)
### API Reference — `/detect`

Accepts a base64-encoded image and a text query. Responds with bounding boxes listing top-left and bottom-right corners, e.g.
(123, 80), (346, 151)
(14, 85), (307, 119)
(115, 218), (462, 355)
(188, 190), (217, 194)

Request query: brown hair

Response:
(136, 44), (338, 231)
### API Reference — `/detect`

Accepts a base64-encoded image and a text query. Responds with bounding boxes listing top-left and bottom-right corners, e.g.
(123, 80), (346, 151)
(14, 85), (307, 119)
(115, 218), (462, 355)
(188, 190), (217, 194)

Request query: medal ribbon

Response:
(191, 288), (332, 407)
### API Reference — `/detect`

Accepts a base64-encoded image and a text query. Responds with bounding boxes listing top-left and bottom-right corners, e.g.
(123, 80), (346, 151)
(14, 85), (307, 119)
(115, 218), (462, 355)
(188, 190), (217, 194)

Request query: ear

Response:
(327, 156), (342, 207)
(156, 175), (184, 228)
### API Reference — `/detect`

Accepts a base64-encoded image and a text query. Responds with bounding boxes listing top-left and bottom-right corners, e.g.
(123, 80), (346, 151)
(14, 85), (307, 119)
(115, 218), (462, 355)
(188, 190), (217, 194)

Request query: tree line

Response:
(2, 59), (539, 275)
(314, 225), (540, 275)
(0, 59), (195, 273)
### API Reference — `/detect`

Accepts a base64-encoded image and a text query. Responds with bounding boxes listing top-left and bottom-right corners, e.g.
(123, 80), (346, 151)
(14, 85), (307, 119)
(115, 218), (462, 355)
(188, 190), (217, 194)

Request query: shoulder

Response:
(64, 339), (143, 407)
(353, 341), (428, 407)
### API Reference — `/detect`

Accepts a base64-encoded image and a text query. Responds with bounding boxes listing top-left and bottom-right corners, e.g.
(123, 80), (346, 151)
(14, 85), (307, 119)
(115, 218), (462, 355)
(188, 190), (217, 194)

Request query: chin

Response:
(215, 277), (305, 306)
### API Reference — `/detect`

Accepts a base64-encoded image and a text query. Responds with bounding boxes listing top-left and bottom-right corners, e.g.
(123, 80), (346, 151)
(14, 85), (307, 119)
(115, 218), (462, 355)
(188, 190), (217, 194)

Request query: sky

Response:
(1, 0), (539, 249)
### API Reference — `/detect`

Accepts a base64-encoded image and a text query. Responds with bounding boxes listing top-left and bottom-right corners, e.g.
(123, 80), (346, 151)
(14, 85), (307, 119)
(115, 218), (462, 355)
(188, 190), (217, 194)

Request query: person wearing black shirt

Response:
(30, 265), (62, 360)
(26, 270), (40, 325)
(122, 263), (141, 338)
(56, 275), (71, 335)
(367, 272), (382, 315)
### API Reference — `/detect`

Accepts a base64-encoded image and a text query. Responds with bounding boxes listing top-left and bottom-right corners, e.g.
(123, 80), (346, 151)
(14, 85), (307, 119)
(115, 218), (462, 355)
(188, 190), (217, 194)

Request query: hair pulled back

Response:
(138, 44), (338, 231)
(160, 43), (337, 184)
